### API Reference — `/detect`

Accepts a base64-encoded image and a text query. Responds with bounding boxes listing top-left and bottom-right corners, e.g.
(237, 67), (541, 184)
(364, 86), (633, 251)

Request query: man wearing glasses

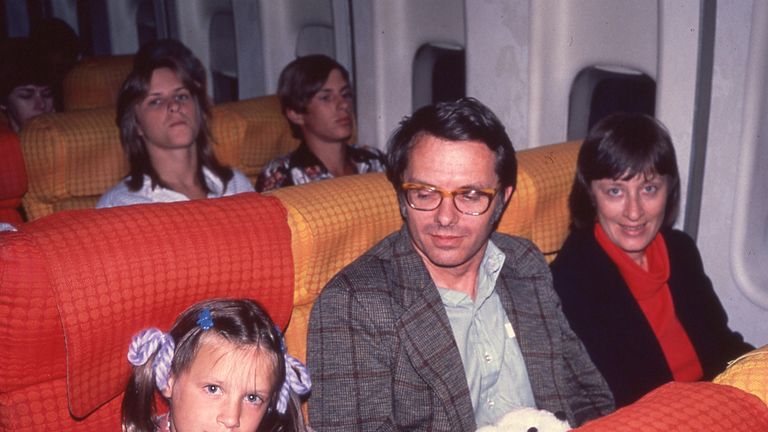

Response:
(307, 98), (614, 431)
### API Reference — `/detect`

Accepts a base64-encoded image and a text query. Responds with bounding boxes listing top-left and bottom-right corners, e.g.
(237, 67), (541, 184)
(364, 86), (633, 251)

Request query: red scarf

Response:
(594, 223), (703, 382)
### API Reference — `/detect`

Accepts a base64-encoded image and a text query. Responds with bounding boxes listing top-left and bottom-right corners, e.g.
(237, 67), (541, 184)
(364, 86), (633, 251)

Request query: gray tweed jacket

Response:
(307, 226), (614, 431)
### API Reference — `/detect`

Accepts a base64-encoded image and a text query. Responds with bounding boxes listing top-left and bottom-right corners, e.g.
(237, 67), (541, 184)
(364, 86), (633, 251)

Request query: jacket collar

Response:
(389, 225), (478, 431)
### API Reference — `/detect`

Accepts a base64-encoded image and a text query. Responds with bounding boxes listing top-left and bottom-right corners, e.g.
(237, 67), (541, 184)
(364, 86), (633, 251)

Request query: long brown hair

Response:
(116, 39), (233, 192)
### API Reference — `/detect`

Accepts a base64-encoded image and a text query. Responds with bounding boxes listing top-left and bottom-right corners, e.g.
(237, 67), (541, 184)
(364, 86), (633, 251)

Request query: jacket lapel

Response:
(391, 227), (477, 431)
(493, 237), (555, 406)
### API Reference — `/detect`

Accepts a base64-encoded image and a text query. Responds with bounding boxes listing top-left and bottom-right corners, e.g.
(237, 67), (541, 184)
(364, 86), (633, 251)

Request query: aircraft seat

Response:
(20, 95), (298, 221)
(62, 55), (134, 111)
(0, 128), (27, 224)
(0, 193), (293, 430)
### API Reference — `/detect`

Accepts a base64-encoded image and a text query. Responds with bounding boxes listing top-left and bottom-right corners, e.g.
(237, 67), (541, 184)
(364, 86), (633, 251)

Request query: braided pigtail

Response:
(121, 328), (176, 432)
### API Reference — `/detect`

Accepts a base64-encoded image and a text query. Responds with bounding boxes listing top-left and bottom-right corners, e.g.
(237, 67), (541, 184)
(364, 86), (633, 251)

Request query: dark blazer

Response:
(550, 228), (753, 408)
(307, 226), (614, 431)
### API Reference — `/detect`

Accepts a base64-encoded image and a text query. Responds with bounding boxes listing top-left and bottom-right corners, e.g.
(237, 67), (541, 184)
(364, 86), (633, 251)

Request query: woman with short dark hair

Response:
(0, 41), (55, 134)
(97, 39), (253, 208)
(550, 112), (752, 408)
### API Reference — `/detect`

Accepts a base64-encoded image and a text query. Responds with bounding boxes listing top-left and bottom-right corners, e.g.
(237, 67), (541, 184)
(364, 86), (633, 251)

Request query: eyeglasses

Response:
(401, 182), (498, 216)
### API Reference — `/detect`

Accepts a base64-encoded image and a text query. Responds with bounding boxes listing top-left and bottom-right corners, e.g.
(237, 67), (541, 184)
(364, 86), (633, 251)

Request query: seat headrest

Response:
(24, 193), (294, 417)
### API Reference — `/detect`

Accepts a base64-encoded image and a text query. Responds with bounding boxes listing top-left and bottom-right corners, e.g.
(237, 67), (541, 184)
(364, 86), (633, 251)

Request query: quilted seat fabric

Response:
(574, 381), (768, 431)
(0, 192), (294, 430)
(510, 140), (581, 262)
(714, 343), (768, 404)
(214, 95), (300, 183)
(62, 55), (133, 111)
(270, 173), (402, 362)
(0, 128), (27, 223)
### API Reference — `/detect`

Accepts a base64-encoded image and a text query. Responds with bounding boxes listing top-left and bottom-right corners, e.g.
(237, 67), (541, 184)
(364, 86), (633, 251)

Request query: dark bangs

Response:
(570, 113), (681, 230)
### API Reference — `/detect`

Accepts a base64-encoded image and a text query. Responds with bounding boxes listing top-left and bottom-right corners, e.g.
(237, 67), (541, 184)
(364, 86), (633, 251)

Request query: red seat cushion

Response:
(2, 192), (294, 424)
(575, 381), (768, 431)
(0, 126), (27, 223)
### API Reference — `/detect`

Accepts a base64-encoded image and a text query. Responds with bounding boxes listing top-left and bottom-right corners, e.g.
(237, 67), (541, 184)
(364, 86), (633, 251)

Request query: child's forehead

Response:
(189, 334), (277, 388)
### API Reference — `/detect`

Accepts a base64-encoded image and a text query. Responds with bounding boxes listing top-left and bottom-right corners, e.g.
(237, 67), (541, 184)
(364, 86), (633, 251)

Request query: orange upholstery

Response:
(499, 140), (582, 262)
(269, 140), (582, 362)
(0, 193), (294, 430)
(0, 127), (27, 224)
(269, 173), (403, 362)
(214, 95), (300, 181)
(574, 381), (768, 431)
(21, 95), (297, 220)
(62, 55), (134, 111)
(714, 344), (768, 404)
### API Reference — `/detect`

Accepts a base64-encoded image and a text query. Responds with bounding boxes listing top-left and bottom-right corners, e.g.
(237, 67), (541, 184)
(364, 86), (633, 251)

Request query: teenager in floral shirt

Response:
(256, 55), (384, 192)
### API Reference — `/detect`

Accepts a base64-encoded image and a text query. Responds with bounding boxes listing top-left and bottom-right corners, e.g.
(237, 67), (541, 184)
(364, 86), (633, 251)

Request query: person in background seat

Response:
(97, 39), (253, 208)
(0, 40), (55, 135)
(256, 55), (384, 192)
(550, 112), (753, 408)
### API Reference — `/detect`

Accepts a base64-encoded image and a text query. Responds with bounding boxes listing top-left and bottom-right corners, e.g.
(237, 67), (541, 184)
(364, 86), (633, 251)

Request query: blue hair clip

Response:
(196, 308), (214, 330)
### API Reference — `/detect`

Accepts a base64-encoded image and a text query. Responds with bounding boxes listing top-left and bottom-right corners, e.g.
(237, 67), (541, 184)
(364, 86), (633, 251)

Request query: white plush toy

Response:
(476, 407), (571, 432)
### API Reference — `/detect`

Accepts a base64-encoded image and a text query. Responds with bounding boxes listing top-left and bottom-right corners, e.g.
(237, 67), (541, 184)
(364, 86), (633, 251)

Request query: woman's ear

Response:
(161, 374), (175, 399)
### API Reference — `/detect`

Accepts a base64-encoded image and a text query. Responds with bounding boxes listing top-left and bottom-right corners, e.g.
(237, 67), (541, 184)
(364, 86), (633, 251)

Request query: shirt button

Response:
(484, 353), (492, 363)
(487, 399), (495, 407)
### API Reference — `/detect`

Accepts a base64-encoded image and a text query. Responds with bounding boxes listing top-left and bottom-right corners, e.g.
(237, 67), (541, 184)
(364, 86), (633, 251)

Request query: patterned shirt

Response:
(256, 142), (385, 192)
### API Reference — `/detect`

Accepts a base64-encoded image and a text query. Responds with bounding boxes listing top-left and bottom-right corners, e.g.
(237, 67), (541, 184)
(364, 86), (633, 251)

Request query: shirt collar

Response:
(143, 167), (225, 197)
(437, 240), (506, 306)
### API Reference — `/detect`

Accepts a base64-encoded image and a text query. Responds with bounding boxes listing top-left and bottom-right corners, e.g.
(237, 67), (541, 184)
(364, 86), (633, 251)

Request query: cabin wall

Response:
(698, 0), (767, 346)
(351, 0), (465, 151)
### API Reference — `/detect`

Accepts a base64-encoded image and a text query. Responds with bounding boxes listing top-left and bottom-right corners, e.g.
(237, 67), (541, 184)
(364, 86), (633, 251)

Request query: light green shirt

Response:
(437, 240), (536, 427)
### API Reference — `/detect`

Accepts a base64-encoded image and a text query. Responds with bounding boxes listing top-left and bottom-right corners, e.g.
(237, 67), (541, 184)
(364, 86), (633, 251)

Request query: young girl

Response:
(122, 298), (311, 432)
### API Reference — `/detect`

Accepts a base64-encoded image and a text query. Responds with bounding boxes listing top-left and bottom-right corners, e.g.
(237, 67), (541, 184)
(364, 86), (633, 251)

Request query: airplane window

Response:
(136, 0), (158, 46)
(296, 25), (335, 58)
(210, 11), (237, 103)
(412, 43), (465, 111)
(568, 66), (655, 140)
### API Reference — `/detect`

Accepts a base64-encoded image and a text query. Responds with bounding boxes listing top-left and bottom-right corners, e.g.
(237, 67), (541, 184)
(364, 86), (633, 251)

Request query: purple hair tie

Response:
(127, 328), (176, 391)
(274, 327), (311, 414)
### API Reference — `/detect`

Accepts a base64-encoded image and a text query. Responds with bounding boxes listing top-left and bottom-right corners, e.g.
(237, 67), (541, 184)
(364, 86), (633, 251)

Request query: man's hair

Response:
(115, 38), (233, 192)
(277, 54), (350, 139)
(569, 112), (681, 230)
(386, 97), (518, 194)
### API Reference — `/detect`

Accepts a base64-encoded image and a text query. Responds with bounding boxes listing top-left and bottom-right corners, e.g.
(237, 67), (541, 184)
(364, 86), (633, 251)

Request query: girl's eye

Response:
(643, 184), (658, 194)
(342, 91), (354, 100)
(175, 92), (190, 102)
(204, 385), (220, 394)
(245, 394), (264, 406)
(147, 98), (163, 107)
(606, 187), (622, 197)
